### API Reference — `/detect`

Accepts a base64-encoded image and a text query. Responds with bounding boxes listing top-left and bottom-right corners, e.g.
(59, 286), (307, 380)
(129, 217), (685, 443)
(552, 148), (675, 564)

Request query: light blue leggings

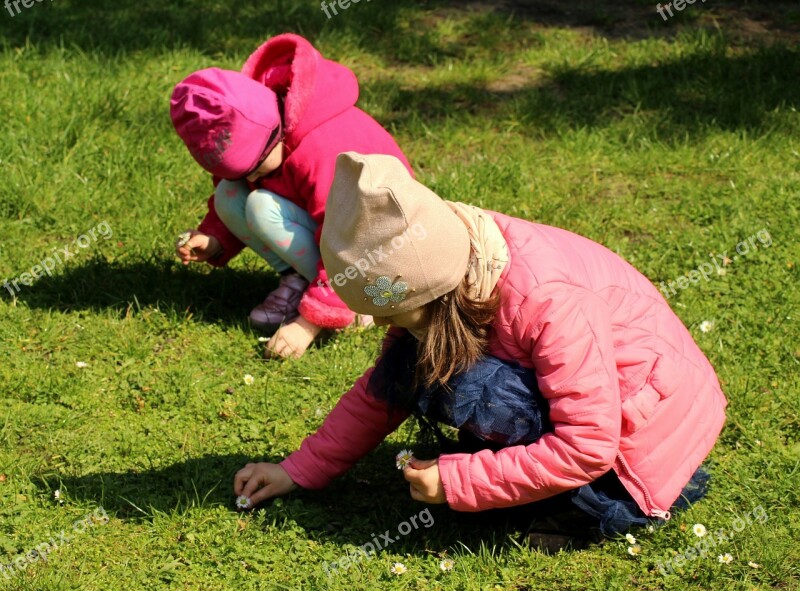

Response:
(214, 180), (320, 282)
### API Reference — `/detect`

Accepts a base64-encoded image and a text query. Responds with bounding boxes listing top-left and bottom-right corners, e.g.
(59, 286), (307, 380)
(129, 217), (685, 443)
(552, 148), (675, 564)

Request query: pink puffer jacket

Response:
(280, 213), (728, 517)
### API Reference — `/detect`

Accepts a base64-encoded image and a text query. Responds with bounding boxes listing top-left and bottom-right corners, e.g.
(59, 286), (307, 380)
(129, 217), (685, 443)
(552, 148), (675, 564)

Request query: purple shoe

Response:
(249, 273), (309, 332)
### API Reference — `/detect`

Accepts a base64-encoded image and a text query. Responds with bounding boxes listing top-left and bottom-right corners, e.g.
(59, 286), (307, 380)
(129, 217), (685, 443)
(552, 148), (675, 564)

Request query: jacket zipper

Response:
(616, 452), (671, 521)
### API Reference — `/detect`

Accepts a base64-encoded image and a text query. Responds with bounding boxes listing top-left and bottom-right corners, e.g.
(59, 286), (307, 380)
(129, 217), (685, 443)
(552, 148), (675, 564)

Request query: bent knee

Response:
(214, 180), (249, 225)
(245, 189), (287, 224)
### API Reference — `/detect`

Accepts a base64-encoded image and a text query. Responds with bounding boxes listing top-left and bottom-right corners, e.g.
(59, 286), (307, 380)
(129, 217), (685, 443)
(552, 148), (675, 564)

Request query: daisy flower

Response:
(440, 558), (455, 571)
(647, 525), (655, 533)
(699, 320), (713, 333)
(625, 533), (636, 544)
(54, 489), (64, 504)
(257, 337), (269, 343)
(627, 545), (642, 556)
(692, 523), (707, 537)
(75, 361), (88, 369)
(243, 374), (255, 386)
(235, 495), (252, 511)
(390, 562), (407, 575)
(395, 449), (414, 470)
(718, 553), (733, 564)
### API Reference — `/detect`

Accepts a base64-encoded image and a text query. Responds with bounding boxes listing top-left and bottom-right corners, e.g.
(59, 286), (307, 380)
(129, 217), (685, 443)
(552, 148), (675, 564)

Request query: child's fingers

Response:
(403, 466), (424, 485)
(234, 464), (257, 495)
(407, 457), (436, 471)
(408, 483), (424, 502)
(241, 476), (267, 500)
(249, 484), (280, 506)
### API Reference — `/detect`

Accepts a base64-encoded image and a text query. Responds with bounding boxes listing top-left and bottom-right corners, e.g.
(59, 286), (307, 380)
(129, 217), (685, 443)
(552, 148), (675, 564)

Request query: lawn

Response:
(1, 1), (799, 589)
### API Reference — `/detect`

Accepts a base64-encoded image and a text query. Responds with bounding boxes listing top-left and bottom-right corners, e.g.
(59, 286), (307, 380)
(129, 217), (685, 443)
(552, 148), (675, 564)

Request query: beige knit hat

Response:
(321, 152), (470, 316)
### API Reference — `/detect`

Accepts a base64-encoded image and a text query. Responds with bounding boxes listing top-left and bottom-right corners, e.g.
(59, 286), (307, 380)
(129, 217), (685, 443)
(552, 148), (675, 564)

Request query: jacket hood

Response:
(242, 33), (359, 145)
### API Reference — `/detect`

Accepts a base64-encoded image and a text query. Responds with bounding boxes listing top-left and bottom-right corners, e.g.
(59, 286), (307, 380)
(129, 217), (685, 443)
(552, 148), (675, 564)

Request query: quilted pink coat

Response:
(280, 212), (728, 517)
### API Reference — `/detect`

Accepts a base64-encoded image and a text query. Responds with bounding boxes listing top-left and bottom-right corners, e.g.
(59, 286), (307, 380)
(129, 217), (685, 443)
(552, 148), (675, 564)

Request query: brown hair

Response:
(415, 276), (501, 390)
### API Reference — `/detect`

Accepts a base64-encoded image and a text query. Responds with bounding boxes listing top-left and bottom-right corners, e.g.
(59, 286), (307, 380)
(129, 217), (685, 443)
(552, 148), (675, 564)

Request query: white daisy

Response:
(718, 553), (733, 564)
(75, 361), (88, 368)
(243, 374), (255, 386)
(693, 523), (707, 537)
(176, 232), (192, 248)
(395, 449), (414, 470)
(699, 320), (713, 333)
(390, 562), (407, 575)
(627, 545), (641, 556)
(625, 533), (636, 544)
(54, 489), (64, 504)
(257, 337), (269, 343)
(647, 525), (655, 533)
(235, 495), (252, 511)
(440, 558), (454, 571)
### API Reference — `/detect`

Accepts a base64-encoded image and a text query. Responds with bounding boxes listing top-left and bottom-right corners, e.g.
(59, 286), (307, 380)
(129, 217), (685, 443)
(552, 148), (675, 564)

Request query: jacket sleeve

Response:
(280, 328), (410, 488)
(196, 178), (246, 267)
(437, 284), (621, 512)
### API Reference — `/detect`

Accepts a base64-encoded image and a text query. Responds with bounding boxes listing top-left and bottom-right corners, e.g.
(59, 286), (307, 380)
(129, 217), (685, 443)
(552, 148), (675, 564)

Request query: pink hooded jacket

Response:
(280, 213), (728, 517)
(197, 34), (412, 328)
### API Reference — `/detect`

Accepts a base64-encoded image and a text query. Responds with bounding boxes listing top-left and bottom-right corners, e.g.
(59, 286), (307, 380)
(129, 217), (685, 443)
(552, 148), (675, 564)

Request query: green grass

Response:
(1, 1), (799, 589)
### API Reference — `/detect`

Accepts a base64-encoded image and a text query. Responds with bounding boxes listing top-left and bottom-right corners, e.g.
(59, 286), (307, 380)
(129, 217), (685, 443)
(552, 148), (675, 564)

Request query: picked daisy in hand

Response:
(439, 558), (455, 571)
(176, 231), (194, 252)
(235, 495), (252, 511)
(390, 562), (407, 575)
(395, 449), (414, 470)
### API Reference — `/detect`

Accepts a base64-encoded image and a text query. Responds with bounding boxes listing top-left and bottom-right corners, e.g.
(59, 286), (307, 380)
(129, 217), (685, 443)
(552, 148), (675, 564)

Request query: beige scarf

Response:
(446, 201), (510, 301)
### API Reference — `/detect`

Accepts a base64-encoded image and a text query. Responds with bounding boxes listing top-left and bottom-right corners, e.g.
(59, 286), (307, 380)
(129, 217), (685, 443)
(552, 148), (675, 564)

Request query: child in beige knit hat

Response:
(233, 152), (726, 543)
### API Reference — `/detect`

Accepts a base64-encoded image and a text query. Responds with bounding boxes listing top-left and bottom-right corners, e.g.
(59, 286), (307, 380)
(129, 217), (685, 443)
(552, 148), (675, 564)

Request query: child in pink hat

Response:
(170, 34), (411, 358)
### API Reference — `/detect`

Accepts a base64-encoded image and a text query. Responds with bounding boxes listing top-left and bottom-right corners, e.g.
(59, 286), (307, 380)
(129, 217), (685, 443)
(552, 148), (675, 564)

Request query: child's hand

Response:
(403, 457), (446, 504)
(233, 462), (298, 506)
(176, 231), (221, 265)
(264, 315), (323, 359)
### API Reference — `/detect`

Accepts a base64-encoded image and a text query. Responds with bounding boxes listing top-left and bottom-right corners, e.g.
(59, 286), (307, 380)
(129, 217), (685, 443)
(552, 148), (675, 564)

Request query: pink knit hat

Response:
(170, 67), (282, 179)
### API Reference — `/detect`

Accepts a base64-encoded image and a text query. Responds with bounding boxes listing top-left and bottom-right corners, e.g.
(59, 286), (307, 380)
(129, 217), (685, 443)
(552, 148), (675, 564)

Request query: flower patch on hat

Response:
(364, 276), (407, 307)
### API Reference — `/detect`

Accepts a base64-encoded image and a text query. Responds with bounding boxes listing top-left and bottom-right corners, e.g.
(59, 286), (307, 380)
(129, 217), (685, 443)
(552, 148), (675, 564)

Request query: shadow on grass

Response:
(36, 445), (590, 554)
(1, 0), (798, 56)
(4, 257), (274, 327)
(371, 43), (800, 140)
(0, 1), (796, 141)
